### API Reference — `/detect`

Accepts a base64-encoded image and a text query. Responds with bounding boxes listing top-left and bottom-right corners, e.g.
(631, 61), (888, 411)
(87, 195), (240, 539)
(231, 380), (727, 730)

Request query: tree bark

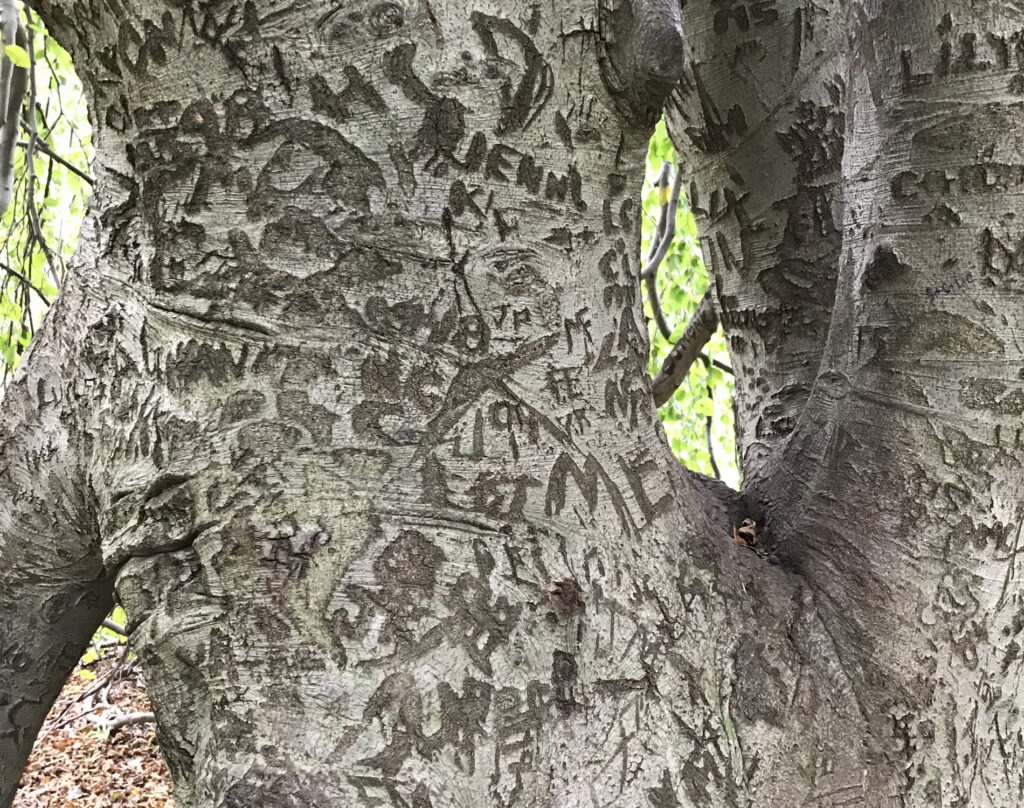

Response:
(666, 0), (846, 487)
(672, 0), (1024, 804)
(1, 0), (1021, 806)
(0, 268), (114, 804)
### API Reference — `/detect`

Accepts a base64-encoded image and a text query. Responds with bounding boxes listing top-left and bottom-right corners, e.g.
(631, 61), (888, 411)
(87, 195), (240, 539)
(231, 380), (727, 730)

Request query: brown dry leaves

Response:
(13, 654), (174, 808)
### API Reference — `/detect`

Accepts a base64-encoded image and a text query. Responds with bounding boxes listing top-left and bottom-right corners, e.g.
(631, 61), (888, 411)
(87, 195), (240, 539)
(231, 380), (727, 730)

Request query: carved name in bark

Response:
(0, 0), (1021, 806)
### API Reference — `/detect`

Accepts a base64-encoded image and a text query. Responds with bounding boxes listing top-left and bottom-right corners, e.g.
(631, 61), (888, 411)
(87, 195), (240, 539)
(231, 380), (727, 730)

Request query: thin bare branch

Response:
(22, 13), (59, 286)
(642, 166), (685, 340)
(703, 357), (720, 479)
(1, 260), (51, 304)
(646, 162), (672, 262)
(18, 136), (92, 185)
(98, 711), (156, 734)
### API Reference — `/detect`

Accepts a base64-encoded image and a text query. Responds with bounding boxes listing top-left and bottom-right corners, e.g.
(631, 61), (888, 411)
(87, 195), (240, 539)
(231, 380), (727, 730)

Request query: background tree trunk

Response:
(0, 0), (1020, 806)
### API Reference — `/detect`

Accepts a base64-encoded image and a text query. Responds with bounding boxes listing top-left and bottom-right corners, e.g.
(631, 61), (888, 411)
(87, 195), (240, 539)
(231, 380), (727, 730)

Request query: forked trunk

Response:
(0, 1), (1021, 806)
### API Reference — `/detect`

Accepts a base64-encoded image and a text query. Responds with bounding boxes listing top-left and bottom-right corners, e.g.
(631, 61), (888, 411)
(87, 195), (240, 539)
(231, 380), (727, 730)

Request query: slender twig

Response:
(0, 260), (51, 303)
(47, 704), (106, 733)
(3, 317), (12, 380)
(642, 166), (685, 340)
(646, 162), (672, 263)
(17, 136), (92, 184)
(19, 260), (31, 332)
(701, 352), (733, 375)
(99, 711), (156, 735)
(705, 413), (720, 478)
(22, 11), (59, 286)
(703, 356), (720, 479)
(642, 162), (733, 407)
(643, 163), (684, 339)
(0, 0), (24, 216)
(36, 40), (91, 175)
(99, 646), (134, 706)
(642, 166), (684, 281)
(102, 618), (127, 636)
(42, 643), (132, 735)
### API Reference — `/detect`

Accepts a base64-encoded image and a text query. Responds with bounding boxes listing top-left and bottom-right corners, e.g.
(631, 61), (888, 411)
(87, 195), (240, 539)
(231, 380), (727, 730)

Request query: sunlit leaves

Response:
(0, 9), (92, 380)
(4, 43), (27, 68)
(642, 121), (739, 488)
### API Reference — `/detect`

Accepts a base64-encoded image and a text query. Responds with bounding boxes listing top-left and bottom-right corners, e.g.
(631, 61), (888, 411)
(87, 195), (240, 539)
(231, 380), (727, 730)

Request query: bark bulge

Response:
(600, 0), (685, 123)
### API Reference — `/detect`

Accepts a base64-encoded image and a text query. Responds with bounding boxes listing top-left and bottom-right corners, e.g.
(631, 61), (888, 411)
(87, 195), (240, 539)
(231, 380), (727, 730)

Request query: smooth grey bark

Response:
(0, 266), (114, 803)
(675, 0), (1024, 804)
(667, 0), (847, 488)
(0, 0), (1021, 806)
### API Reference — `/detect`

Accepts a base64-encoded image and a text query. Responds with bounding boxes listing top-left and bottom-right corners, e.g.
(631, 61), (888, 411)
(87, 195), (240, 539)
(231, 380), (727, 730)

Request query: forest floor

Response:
(13, 643), (174, 807)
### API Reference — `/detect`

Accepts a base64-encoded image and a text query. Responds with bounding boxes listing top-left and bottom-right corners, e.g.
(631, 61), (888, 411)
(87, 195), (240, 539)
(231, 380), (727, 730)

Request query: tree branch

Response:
(99, 711), (155, 735)
(705, 411), (720, 479)
(651, 286), (718, 407)
(642, 166), (684, 341)
(18, 136), (92, 185)
(21, 11), (59, 285)
(0, 293), (112, 807)
(1, 259), (52, 304)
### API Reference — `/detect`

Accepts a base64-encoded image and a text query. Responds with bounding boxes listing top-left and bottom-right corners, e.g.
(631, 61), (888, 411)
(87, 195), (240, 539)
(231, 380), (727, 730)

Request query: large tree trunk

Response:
(671, 0), (1024, 804)
(0, 268), (115, 804)
(2, 0), (1021, 806)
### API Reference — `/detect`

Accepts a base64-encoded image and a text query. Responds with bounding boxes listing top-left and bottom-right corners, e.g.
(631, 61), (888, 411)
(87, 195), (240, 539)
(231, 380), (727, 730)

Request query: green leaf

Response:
(0, 340), (16, 371)
(4, 44), (29, 68)
(695, 398), (715, 417)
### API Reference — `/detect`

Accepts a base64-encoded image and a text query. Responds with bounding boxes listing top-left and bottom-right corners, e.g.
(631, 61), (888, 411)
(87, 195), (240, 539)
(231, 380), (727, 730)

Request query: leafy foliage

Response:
(642, 121), (738, 488)
(0, 8), (91, 381)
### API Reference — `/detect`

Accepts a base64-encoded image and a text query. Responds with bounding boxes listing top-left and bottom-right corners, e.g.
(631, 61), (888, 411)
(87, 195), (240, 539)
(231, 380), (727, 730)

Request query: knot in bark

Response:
(599, 0), (685, 125)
